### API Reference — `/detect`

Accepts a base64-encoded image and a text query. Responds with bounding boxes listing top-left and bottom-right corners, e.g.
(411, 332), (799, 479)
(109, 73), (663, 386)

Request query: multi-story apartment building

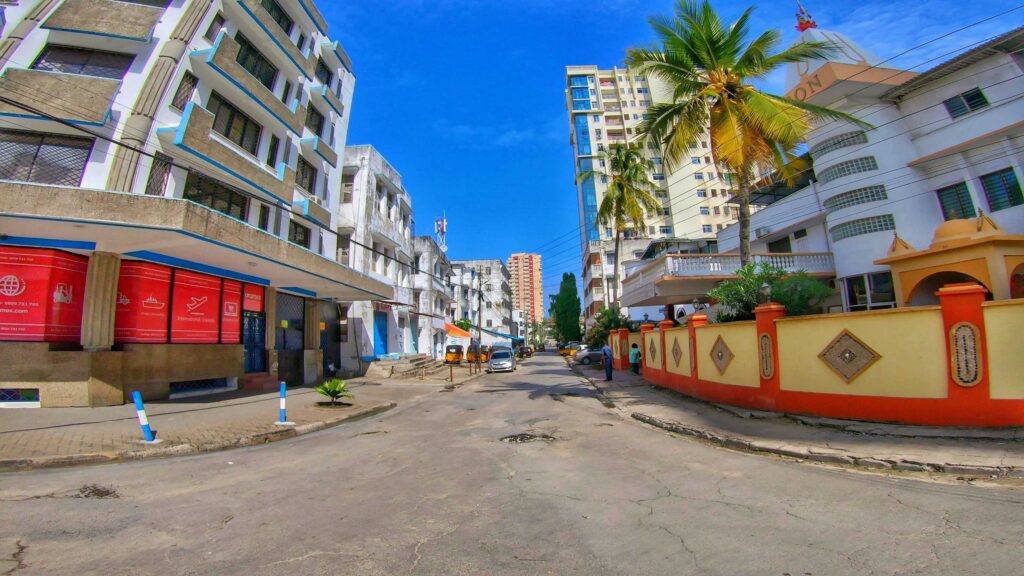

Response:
(511, 309), (527, 343)
(507, 252), (543, 323)
(450, 261), (481, 326)
(621, 24), (1024, 314)
(412, 235), (453, 359)
(565, 65), (735, 326)
(338, 145), (415, 370)
(0, 0), (391, 407)
(451, 258), (512, 346)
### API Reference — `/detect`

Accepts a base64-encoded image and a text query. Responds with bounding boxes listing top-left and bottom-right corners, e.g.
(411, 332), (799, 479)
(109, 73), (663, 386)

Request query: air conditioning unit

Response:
(754, 226), (771, 238)
(310, 196), (325, 207)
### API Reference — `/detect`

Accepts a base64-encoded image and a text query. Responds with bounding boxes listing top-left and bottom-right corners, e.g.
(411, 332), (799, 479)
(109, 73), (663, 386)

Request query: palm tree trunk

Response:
(612, 229), (622, 310)
(737, 170), (752, 266)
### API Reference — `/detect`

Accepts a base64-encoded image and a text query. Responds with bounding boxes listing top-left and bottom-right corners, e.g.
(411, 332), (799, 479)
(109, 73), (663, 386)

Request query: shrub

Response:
(315, 379), (354, 406)
(584, 307), (636, 349)
(707, 263), (833, 322)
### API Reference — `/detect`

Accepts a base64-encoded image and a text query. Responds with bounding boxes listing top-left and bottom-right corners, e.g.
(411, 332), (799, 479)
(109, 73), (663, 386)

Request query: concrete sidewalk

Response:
(574, 363), (1024, 478)
(0, 380), (443, 471)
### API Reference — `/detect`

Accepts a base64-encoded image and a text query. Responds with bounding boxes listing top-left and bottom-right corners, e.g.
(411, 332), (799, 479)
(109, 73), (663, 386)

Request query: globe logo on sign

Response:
(0, 275), (27, 297)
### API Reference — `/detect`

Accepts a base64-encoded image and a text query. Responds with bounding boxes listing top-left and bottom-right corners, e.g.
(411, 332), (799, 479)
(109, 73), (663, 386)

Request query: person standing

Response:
(629, 343), (642, 374)
(601, 342), (613, 381)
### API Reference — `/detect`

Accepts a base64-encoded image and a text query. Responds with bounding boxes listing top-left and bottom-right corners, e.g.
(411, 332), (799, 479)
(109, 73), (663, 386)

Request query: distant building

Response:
(508, 253), (543, 323)
(412, 236), (453, 359)
(451, 259), (513, 346)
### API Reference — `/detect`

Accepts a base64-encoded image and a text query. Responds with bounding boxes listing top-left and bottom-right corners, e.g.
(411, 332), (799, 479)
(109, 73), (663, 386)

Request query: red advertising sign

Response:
(0, 247), (87, 342)
(221, 279), (242, 344)
(170, 270), (222, 344)
(243, 284), (264, 313)
(115, 261), (171, 343)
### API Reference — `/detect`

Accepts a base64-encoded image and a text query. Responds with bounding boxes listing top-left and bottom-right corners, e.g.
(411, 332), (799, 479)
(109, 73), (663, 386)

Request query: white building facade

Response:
(412, 235), (453, 359)
(451, 259), (513, 346)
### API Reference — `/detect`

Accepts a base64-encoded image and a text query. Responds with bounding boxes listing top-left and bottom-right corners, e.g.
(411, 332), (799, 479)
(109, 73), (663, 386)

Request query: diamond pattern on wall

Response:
(709, 336), (733, 375)
(818, 330), (881, 383)
(648, 337), (657, 363)
(671, 337), (683, 368)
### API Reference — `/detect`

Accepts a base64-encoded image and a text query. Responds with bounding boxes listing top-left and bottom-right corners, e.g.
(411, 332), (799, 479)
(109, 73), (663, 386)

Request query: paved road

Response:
(2, 353), (1022, 575)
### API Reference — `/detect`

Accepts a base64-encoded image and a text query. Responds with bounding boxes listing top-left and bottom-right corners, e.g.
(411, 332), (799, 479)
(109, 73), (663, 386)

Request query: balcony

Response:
(621, 252), (835, 307)
(414, 273), (453, 299)
(0, 68), (119, 127)
(41, 0), (163, 42)
(369, 210), (411, 256)
(299, 135), (338, 167)
(309, 82), (344, 118)
(156, 102), (295, 206)
(190, 31), (305, 135)
(393, 285), (413, 306)
(319, 40), (353, 74)
(227, 0), (315, 79)
(292, 194), (331, 227)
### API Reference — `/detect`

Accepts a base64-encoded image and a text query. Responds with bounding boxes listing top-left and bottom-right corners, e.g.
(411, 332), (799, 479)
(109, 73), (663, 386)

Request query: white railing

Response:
(370, 210), (410, 250)
(665, 253), (835, 276)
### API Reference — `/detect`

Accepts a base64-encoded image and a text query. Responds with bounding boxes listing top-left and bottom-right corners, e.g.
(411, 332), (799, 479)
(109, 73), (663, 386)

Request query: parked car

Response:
(487, 349), (516, 373)
(572, 347), (604, 365)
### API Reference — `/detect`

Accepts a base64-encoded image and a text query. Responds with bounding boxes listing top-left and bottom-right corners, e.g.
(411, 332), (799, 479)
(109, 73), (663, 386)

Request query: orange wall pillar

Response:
(754, 303), (786, 396)
(687, 314), (708, 380)
(936, 283), (990, 419)
(658, 320), (674, 375)
(639, 323), (655, 372)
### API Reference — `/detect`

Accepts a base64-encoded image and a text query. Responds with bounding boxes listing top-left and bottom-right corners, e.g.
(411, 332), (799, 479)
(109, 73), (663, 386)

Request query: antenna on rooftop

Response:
(435, 212), (448, 253)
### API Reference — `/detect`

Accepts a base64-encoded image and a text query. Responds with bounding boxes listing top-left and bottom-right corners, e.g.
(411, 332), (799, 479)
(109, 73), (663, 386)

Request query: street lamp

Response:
(759, 282), (772, 304)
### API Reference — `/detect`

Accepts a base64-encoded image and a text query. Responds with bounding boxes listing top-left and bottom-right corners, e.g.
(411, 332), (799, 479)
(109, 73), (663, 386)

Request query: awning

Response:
(444, 323), (472, 338)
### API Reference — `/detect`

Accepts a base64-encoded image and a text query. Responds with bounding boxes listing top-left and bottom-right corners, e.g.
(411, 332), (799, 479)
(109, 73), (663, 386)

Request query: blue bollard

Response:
(275, 382), (294, 426)
(132, 391), (158, 442)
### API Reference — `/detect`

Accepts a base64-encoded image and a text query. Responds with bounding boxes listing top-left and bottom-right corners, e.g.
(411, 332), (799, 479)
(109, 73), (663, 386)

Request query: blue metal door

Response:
(373, 311), (388, 356)
(243, 311), (266, 373)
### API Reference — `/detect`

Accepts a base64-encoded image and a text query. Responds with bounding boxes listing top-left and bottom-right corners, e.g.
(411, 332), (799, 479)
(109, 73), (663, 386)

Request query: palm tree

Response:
(628, 0), (869, 264)
(578, 143), (662, 308)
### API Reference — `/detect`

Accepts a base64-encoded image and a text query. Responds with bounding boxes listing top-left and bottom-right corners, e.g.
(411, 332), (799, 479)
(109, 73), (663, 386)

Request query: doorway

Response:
(242, 311), (266, 373)
(373, 311), (388, 356)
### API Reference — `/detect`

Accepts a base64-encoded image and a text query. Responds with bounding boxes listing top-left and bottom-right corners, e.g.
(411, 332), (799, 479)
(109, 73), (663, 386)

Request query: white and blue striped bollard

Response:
(275, 381), (295, 426)
(132, 391), (160, 443)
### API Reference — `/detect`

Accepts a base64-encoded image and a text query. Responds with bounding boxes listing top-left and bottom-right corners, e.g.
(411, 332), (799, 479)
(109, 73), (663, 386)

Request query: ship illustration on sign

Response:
(141, 295), (165, 310)
(117, 292), (131, 306)
(186, 296), (208, 314)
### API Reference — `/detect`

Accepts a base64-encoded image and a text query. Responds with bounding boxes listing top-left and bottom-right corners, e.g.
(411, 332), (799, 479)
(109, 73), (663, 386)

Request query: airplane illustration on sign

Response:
(186, 296), (208, 314)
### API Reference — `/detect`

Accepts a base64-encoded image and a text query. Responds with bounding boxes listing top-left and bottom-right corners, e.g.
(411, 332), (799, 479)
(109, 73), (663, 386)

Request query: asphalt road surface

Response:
(2, 353), (1022, 575)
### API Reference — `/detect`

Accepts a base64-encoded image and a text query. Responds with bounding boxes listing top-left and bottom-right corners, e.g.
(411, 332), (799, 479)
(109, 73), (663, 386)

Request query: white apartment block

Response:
(451, 258), (513, 346)
(412, 235), (454, 359)
(450, 261), (481, 326)
(0, 0), (392, 406)
(565, 65), (735, 326)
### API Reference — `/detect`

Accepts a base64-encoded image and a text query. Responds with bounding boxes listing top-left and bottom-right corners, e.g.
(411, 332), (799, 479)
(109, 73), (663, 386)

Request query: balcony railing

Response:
(369, 210), (411, 254)
(665, 253), (835, 277)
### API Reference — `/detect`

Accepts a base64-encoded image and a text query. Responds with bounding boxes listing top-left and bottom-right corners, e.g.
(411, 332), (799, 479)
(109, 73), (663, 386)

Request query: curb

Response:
(631, 412), (1023, 478)
(567, 364), (617, 409)
(0, 402), (397, 473)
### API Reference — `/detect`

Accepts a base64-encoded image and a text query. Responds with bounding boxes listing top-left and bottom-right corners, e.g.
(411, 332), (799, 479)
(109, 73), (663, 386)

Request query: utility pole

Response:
(477, 276), (484, 373)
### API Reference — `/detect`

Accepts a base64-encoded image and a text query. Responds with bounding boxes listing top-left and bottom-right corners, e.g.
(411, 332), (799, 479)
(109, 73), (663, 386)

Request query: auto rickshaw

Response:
(559, 342), (580, 357)
(444, 344), (464, 365)
(466, 344), (479, 363)
(479, 345), (492, 363)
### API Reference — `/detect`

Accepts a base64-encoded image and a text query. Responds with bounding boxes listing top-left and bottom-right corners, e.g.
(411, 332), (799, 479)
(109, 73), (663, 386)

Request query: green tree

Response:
(549, 273), (582, 343)
(452, 318), (473, 332)
(628, 0), (869, 265)
(583, 307), (635, 349)
(528, 320), (548, 347)
(707, 262), (833, 322)
(578, 143), (661, 307)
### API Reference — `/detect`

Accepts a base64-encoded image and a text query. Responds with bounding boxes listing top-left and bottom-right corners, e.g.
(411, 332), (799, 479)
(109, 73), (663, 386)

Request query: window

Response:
(829, 214), (895, 242)
(305, 106), (325, 137)
(258, 204), (271, 231)
(32, 45), (134, 79)
(694, 173), (703, 180)
(702, 225), (713, 233)
(699, 207), (710, 215)
(701, 141), (708, 148)
(280, 80), (292, 104)
(817, 157), (878, 184)
(208, 92), (261, 154)
(980, 168), (1023, 211)
(793, 228), (808, 239)
(943, 87), (989, 119)
(809, 131), (867, 160)
(713, 207), (720, 215)
(662, 207), (671, 216)
(171, 72), (198, 110)
(296, 33), (307, 52)
(204, 13), (225, 41)
(0, 129), (93, 186)
(288, 220), (311, 248)
(691, 157), (700, 165)
(652, 157), (663, 166)
(235, 34), (277, 90)
(183, 171), (248, 220)
(598, 159), (605, 168)
(600, 175), (607, 184)
(595, 129), (602, 139)
(653, 173), (665, 180)
(711, 189), (718, 197)
(592, 115), (600, 122)
(296, 156), (317, 193)
(843, 272), (895, 311)
(659, 226), (672, 235)
(697, 190), (707, 198)
(314, 59), (334, 89)
(822, 185), (887, 213)
(259, 0), (293, 35)
(936, 182), (976, 220)
(648, 226), (656, 235)
(486, 320), (493, 328)
(145, 152), (172, 196)
(767, 237), (792, 253)
(342, 173), (354, 202)
(265, 135), (280, 168)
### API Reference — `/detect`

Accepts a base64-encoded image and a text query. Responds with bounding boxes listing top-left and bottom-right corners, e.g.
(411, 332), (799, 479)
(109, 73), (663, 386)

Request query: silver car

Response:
(487, 349), (516, 373)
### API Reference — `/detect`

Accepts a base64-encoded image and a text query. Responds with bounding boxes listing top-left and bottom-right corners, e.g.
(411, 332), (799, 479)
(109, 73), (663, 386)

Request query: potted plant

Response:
(315, 379), (354, 407)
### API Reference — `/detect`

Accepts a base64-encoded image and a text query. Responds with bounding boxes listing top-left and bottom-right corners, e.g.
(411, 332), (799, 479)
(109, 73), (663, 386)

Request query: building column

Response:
(639, 322), (655, 372)
(754, 303), (786, 394)
(0, 0), (62, 67)
(936, 283), (989, 412)
(687, 313), (709, 380)
(658, 319), (674, 374)
(80, 252), (121, 351)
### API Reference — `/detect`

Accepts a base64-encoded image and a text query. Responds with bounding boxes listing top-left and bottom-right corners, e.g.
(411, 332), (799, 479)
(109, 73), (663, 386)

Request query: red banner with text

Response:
(243, 283), (264, 313)
(115, 261), (172, 343)
(221, 280), (242, 344)
(170, 270), (222, 344)
(0, 247), (87, 342)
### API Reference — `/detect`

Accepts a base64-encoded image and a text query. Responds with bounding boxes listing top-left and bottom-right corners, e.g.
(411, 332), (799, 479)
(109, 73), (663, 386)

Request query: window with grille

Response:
(288, 220), (311, 248)
(280, 80), (292, 104)
(823, 185), (888, 213)
(315, 58), (333, 87)
(204, 13), (225, 41)
(258, 204), (271, 230)
(296, 156), (316, 193)
(235, 34), (277, 90)
(943, 88), (989, 119)
(296, 34), (307, 52)
(183, 171), (249, 221)
(979, 168), (1023, 212)
(702, 225), (712, 233)
(0, 129), (93, 186)
(171, 71), (198, 110)
(208, 92), (261, 155)
(936, 182), (976, 220)
(305, 106), (325, 137)
(342, 173), (354, 202)
(809, 131), (868, 160)
(259, 0), (293, 34)
(817, 156), (878, 184)
(265, 135), (280, 168)
(338, 234), (351, 264)
(145, 152), (172, 196)
(829, 214), (895, 242)
(31, 45), (134, 79)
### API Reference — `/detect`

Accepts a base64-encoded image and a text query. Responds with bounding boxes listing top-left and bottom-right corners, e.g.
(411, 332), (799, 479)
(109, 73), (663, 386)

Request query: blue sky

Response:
(319, 0), (1022, 299)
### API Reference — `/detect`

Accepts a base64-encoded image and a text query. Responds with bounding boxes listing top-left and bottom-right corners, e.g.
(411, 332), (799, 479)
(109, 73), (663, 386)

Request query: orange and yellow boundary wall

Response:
(609, 283), (1024, 427)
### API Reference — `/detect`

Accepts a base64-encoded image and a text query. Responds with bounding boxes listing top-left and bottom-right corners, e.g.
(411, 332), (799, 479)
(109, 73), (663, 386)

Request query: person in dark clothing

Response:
(601, 342), (613, 381)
